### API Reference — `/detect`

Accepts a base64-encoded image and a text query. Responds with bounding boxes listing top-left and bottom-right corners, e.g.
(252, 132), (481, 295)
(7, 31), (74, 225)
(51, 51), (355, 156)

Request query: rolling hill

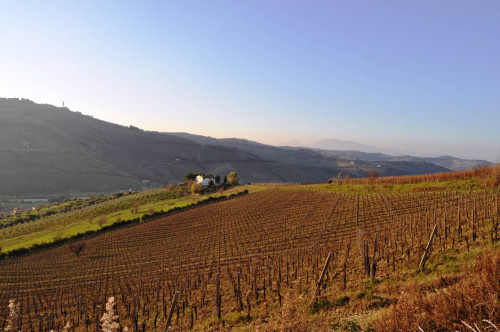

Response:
(0, 98), (473, 197)
(0, 99), (332, 196)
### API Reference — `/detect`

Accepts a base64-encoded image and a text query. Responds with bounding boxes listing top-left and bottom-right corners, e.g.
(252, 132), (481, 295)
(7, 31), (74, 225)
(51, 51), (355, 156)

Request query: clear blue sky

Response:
(1, 1), (499, 161)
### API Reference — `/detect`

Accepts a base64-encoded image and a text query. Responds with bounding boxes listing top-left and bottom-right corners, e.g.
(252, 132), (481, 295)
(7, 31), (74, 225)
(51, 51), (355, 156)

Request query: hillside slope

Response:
(168, 133), (451, 176)
(0, 98), (457, 197)
(0, 99), (336, 196)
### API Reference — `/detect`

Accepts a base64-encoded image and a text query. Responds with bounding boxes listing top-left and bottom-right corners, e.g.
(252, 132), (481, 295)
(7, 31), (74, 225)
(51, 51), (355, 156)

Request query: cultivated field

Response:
(0, 185), (267, 253)
(1, 168), (499, 331)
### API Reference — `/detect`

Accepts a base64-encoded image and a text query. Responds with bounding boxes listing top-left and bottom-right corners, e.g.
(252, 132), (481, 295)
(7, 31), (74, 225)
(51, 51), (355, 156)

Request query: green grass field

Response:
(283, 177), (481, 194)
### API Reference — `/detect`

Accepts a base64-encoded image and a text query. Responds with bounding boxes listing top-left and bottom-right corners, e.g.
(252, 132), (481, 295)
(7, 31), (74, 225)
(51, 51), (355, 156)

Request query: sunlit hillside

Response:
(1, 166), (499, 331)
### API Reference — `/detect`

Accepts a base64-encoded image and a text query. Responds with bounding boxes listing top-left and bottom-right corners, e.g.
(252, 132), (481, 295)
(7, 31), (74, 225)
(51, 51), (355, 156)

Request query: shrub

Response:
(191, 182), (201, 195)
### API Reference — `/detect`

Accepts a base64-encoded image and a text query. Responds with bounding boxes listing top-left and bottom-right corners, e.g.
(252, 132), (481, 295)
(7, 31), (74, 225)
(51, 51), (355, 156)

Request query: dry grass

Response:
(480, 164), (500, 189)
(372, 245), (500, 331)
(273, 293), (310, 331)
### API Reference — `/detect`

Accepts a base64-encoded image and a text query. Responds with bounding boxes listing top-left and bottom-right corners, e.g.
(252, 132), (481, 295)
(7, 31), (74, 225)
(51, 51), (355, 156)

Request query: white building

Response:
(196, 175), (214, 186)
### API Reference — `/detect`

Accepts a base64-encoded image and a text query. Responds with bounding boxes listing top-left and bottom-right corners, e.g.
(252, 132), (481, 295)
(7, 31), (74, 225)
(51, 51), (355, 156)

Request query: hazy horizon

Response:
(1, 1), (499, 162)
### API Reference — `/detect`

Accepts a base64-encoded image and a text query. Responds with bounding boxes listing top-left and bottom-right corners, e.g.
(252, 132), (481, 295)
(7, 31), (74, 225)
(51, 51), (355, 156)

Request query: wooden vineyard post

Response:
(237, 270), (243, 311)
(473, 200), (477, 241)
(458, 203), (463, 240)
(444, 210), (447, 240)
(493, 195), (499, 242)
(166, 291), (179, 331)
(38, 314), (43, 332)
(313, 252), (333, 299)
(95, 305), (101, 332)
(343, 243), (351, 290)
(356, 194), (360, 226)
(254, 267), (258, 299)
(370, 233), (379, 282)
(419, 224), (438, 271)
(216, 271), (221, 320)
(357, 228), (370, 276)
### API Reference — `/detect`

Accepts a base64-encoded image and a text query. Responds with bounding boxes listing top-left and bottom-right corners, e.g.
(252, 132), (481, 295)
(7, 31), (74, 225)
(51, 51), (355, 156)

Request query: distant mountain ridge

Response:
(169, 132), (490, 172)
(0, 98), (484, 197)
(305, 138), (382, 153)
(312, 149), (491, 171)
(278, 138), (490, 171)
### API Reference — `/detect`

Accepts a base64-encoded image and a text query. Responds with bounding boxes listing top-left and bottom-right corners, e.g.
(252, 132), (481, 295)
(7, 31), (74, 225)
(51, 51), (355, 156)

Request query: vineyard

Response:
(0, 185), (264, 254)
(1, 170), (500, 331)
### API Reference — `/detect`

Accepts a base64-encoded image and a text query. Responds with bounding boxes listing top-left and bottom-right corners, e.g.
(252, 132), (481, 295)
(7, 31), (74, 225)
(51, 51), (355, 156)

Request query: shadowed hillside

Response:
(0, 98), (454, 197)
(168, 133), (452, 177)
(0, 99), (335, 196)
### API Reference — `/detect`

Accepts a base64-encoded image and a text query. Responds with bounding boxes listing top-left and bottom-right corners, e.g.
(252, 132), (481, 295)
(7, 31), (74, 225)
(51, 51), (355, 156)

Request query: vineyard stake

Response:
(313, 252), (333, 299)
(216, 272), (221, 320)
(419, 224), (438, 271)
(370, 233), (379, 282)
(237, 270), (243, 311)
(38, 314), (43, 332)
(343, 243), (351, 290)
(165, 291), (179, 330)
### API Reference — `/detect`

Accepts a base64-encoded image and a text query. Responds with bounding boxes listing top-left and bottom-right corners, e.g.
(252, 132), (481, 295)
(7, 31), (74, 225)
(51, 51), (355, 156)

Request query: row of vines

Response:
(1, 188), (498, 330)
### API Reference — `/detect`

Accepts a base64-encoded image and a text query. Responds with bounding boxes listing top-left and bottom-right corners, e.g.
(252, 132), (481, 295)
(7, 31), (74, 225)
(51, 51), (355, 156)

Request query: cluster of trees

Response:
(161, 172), (241, 197)
(182, 172), (239, 195)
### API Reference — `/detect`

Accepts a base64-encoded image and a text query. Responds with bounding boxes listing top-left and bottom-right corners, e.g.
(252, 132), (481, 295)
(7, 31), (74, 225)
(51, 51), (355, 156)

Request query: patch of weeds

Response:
(223, 311), (250, 325)
(417, 275), (462, 293)
(204, 315), (220, 327)
(366, 279), (381, 288)
(367, 295), (391, 309)
(440, 254), (458, 263)
(333, 295), (351, 306)
(357, 284), (375, 299)
(426, 253), (461, 273)
(309, 296), (350, 313)
(414, 269), (427, 277)
(356, 291), (367, 299)
(461, 251), (476, 262)
(331, 320), (369, 332)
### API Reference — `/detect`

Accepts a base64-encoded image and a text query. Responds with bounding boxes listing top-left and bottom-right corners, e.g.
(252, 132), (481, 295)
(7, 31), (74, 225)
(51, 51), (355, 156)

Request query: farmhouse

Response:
(196, 175), (215, 186)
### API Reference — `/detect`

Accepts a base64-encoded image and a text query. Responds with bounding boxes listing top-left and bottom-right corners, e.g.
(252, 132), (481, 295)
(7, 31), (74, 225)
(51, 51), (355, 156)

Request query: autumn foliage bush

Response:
(373, 246), (500, 331)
